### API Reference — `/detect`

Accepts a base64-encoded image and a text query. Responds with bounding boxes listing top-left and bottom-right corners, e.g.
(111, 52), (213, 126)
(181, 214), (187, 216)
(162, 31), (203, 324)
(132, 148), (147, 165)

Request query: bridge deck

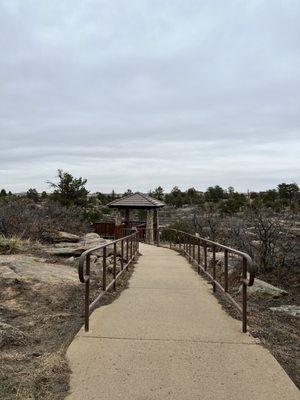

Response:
(66, 243), (298, 400)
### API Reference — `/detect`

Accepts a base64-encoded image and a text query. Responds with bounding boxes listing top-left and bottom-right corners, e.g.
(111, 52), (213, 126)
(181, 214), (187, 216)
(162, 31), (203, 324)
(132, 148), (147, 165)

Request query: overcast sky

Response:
(0, 0), (299, 193)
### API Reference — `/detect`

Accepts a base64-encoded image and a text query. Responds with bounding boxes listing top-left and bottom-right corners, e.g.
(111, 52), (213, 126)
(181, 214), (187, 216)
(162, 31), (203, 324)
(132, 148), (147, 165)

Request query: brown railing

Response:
(159, 228), (255, 332)
(78, 229), (139, 331)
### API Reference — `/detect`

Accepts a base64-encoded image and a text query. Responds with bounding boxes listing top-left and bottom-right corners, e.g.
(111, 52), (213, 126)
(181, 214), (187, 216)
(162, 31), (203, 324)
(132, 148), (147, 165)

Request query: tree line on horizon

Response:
(0, 169), (299, 214)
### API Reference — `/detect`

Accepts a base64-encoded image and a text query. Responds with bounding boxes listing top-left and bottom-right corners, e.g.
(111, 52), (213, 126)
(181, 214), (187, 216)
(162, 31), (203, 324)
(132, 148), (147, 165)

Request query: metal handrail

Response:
(78, 229), (139, 331)
(163, 228), (255, 286)
(156, 227), (255, 332)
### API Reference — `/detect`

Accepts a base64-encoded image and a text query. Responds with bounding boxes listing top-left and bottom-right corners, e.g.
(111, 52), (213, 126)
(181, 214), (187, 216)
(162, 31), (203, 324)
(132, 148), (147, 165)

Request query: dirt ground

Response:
(0, 253), (136, 400)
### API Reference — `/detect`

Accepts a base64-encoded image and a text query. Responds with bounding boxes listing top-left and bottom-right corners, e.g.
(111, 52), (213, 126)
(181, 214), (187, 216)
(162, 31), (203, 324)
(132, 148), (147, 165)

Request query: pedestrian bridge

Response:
(66, 232), (299, 399)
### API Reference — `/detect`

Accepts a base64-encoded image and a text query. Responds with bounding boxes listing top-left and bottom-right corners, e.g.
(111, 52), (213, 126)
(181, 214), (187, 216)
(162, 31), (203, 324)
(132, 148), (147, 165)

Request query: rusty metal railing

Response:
(158, 228), (255, 332)
(78, 229), (139, 331)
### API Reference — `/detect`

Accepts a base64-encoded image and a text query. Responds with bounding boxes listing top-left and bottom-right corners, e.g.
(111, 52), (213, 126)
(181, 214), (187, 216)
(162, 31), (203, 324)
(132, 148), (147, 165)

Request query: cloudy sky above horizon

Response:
(0, 0), (299, 193)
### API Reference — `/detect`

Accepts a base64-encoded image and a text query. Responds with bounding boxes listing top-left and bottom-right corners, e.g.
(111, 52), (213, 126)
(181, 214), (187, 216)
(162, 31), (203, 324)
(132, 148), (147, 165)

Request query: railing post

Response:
(212, 245), (216, 292)
(197, 242), (200, 274)
(102, 246), (107, 291)
(242, 258), (247, 332)
(126, 237), (129, 264)
(224, 249), (228, 292)
(193, 243), (195, 262)
(204, 241), (207, 271)
(121, 240), (124, 270)
(113, 243), (117, 290)
(130, 235), (133, 261)
(84, 254), (90, 332)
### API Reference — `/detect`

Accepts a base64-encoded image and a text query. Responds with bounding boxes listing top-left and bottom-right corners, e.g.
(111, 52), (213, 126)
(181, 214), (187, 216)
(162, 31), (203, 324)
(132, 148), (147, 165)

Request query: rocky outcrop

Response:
(240, 278), (288, 298)
(52, 231), (80, 243)
(46, 232), (108, 257)
(270, 305), (300, 317)
(0, 255), (78, 283)
(207, 251), (241, 271)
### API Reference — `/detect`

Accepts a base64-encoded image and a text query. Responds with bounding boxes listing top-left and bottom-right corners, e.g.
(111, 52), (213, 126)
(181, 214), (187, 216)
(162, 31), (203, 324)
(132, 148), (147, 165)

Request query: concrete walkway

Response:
(66, 244), (299, 400)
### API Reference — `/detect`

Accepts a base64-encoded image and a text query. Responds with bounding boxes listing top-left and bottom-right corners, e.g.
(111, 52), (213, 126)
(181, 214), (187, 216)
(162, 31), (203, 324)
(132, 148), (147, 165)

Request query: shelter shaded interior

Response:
(94, 192), (165, 242)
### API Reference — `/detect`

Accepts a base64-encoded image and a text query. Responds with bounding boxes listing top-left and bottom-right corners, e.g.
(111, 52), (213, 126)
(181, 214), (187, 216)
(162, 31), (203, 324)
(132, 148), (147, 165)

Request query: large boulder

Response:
(80, 233), (107, 249)
(0, 255), (78, 283)
(240, 278), (288, 298)
(46, 232), (108, 257)
(52, 231), (80, 243)
(47, 246), (85, 257)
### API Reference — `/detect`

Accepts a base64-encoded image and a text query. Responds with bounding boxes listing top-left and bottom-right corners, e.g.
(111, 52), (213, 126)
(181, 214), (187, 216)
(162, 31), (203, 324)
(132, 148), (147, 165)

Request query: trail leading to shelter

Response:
(66, 244), (299, 400)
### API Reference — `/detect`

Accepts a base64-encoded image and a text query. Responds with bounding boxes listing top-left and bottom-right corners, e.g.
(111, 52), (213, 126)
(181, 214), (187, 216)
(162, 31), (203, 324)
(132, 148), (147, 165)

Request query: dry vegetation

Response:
(0, 239), (136, 400)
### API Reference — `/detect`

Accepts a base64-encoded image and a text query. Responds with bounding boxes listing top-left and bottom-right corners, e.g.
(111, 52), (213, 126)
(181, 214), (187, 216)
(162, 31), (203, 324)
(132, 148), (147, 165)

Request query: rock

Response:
(0, 255), (78, 283)
(270, 305), (300, 317)
(47, 247), (85, 257)
(67, 256), (75, 263)
(52, 231), (80, 243)
(240, 278), (288, 298)
(80, 233), (107, 248)
(90, 255), (98, 263)
(207, 252), (240, 270)
(50, 242), (79, 248)
(0, 322), (29, 348)
(46, 232), (110, 257)
(0, 264), (19, 279)
(83, 232), (102, 241)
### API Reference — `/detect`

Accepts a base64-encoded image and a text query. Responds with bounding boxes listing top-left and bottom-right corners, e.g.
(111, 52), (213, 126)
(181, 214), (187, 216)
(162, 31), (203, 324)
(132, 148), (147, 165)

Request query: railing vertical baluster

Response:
(242, 258), (247, 332)
(102, 247), (107, 291)
(187, 241), (189, 260)
(126, 237), (129, 265)
(197, 241), (200, 274)
(204, 241), (207, 271)
(224, 249), (228, 292)
(121, 240), (124, 270)
(84, 254), (90, 332)
(212, 244), (216, 292)
(113, 243), (117, 290)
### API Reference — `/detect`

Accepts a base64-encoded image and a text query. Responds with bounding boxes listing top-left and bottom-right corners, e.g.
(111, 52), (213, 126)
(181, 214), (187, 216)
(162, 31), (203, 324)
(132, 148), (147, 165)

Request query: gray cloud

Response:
(0, 0), (299, 192)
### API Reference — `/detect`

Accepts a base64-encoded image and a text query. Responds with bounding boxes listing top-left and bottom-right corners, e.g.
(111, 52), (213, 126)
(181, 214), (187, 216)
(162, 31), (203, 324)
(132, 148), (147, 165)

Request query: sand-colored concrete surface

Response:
(66, 244), (299, 400)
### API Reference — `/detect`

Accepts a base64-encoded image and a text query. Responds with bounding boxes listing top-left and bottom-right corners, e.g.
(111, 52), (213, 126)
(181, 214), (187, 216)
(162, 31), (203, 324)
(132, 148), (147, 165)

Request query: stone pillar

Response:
(114, 209), (122, 225)
(146, 209), (154, 243)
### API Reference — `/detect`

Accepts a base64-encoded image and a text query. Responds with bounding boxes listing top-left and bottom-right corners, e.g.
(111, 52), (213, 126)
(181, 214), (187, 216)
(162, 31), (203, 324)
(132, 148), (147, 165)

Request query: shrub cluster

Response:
(0, 198), (89, 242)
